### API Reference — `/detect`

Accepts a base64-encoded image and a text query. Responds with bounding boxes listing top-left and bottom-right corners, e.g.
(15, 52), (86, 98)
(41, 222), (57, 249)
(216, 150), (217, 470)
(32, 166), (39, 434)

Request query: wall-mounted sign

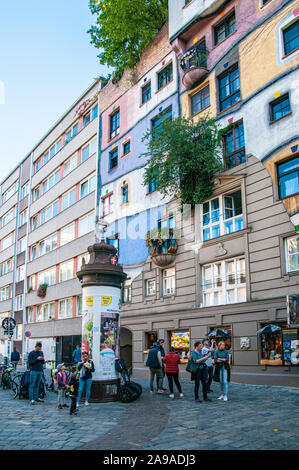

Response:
(24, 331), (31, 338)
(101, 296), (112, 306)
(86, 296), (94, 307)
(2, 317), (16, 330)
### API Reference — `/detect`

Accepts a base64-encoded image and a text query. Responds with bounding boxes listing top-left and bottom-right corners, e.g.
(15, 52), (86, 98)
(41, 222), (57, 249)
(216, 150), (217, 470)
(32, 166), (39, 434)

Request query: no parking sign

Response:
(24, 331), (31, 338)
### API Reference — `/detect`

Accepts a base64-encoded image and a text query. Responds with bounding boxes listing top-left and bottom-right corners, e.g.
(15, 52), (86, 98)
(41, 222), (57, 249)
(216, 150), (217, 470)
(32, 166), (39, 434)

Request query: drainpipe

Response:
(95, 109), (103, 229)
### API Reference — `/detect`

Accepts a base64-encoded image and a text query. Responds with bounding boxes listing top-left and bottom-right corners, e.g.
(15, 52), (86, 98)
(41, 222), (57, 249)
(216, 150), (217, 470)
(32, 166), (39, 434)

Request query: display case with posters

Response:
(260, 322), (287, 366)
(282, 328), (299, 366)
(170, 331), (190, 363)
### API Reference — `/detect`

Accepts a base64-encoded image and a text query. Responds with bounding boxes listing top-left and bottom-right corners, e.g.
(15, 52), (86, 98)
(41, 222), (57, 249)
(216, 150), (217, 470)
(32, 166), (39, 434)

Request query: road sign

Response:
(24, 331), (31, 338)
(2, 317), (16, 330)
(4, 329), (13, 336)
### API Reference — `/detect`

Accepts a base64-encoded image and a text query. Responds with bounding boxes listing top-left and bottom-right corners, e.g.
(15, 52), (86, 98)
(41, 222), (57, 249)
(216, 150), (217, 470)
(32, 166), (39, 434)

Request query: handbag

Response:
(186, 359), (200, 374)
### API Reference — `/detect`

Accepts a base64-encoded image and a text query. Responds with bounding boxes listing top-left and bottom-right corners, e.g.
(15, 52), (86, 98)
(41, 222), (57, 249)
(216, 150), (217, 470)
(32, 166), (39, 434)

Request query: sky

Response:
(0, 0), (110, 181)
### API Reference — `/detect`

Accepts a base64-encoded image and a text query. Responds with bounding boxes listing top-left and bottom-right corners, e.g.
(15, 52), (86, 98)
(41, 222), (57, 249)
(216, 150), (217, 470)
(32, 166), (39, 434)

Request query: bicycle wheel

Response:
(10, 379), (19, 399)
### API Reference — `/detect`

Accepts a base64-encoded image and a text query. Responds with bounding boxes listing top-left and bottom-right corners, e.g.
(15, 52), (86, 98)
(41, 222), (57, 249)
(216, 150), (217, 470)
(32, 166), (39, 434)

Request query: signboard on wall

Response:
(287, 295), (299, 328)
(282, 328), (299, 366)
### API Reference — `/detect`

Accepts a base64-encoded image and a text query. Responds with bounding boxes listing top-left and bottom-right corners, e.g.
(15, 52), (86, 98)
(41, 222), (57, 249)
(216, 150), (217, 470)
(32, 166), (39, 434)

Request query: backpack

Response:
(146, 348), (160, 369)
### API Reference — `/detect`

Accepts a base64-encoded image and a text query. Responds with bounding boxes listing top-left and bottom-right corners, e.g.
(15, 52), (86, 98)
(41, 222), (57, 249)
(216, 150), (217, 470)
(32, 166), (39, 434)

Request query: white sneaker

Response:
(223, 395), (228, 401)
(169, 394), (174, 399)
(84, 401), (89, 406)
(218, 395), (224, 400)
(76, 403), (79, 408)
(150, 390), (155, 395)
(179, 393), (184, 398)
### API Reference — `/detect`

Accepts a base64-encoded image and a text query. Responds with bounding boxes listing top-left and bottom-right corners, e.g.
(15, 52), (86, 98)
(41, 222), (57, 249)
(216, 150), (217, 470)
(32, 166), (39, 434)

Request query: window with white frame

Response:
(63, 153), (77, 176)
(285, 235), (299, 273)
(80, 174), (96, 199)
(81, 138), (97, 163)
(0, 259), (11, 277)
(38, 233), (57, 257)
(2, 209), (14, 227)
(31, 215), (38, 231)
(1, 233), (14, 251)
(30, 245), (37, 261)
(37, 302), (55, 322)
(122, 279), (132, 303)
(202, 257), (246, 307)
(77, 296), (82, 316)
(146, 279), (156, 296)
(61, 187), (76, 211)
(21, 182), (29, 200)
(0, 286), (10, 301)
(33, 187), (40, 202)
(59, 260), (74, 282)
(162, 268), (175, 296)
(27, 307), (34, 323)
(28, 275), (36, 291)
(40, 200), (59, 225)
(78, 212), (94, 237)
(102, 192), (113, 216)
(15, 294), (23, 310)
(58, 298), (73, 319)
(60, 223), (75, 247)
(3, 184), (17, 202)
(19, 209), (28, 227)
(77, 253), (90, 271)
(65, 122), (79, 143)
(41, 169), (60, 195)
(38, 267), (56, 287)
(16, 265), (25, 282)
(17, 236), (27, 254)
(202, 190), (243, 241)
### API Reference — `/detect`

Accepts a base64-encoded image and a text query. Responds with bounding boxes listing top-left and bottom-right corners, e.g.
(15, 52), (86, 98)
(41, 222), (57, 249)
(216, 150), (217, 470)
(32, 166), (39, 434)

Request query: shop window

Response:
(208, 327), (232, 351)
(277, 156), (299, 199)
(214, 11), (236, 45)
(260, 322), (287, 366)
(202, 189), (243, 241)
(285, 235), (299, 273)
(270, 93), (291, 122)
(109, 148), (118, 170)
(191, 85), (210, 116)
(142, 82), (151, 104)
(170, 331), (190, 360)
(157, 62), (173, 90)
(218, 65), (240, 112)
(110, 109), (120, 139)
(223, 121), (245, 169)
(283, 19), (299, 56)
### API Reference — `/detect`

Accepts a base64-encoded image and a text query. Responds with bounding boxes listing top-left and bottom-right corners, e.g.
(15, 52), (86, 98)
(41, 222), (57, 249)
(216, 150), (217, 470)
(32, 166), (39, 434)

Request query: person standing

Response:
(191, 341), (212, 403)
(163, 347), (183, 399)
(57, 364), (69, 409)
(28, 342), (45, 405)
(72, 345), (82, 364)
(69, 366), (79, 415)
(11, 347), (20, 370)
(77, 351), (95, 407)
(157, 338), (167, 391)
(213, 341), (231, 401)
(202, 339), (216, 393)
(145, 342), (164, 394)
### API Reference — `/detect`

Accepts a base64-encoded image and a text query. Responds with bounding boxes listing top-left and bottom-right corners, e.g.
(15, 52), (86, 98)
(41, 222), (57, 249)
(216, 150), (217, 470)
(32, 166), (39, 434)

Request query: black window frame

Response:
(277, 156), (299, 199)
(270, 93), (291, 122)
(110, 109), (120, 140)
(123, 140), (131, 156)
(214, 11), (236, 46)
(109, 148), (118, 171)
(223, 120), (246, 169)
(283, 19), (299, 56)
(191, 85), (210, 116)
(157, 63), (173, 90)
(151, 106), (172, 138)
(141, 82), (152, 104)
(218, 64), (240, 112)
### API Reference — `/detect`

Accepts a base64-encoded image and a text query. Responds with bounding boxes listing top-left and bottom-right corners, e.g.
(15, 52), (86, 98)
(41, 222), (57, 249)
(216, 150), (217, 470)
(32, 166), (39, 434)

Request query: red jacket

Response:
(163, 352), (181, 373)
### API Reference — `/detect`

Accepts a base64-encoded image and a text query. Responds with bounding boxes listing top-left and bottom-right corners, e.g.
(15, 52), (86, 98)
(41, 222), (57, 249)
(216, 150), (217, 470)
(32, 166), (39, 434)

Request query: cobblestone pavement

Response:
(0, 377), (298, 450)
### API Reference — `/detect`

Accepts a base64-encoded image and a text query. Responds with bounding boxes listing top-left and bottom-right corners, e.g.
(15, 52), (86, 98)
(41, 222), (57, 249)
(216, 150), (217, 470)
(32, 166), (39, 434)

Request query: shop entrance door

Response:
(56, 336), (82, 365)
(120, 327), (132, 370)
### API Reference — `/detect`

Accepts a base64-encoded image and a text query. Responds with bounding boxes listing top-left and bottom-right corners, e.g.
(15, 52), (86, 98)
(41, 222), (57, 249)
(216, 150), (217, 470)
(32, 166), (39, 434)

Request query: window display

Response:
(260, 322), (287, 366)
(209, 327), (232, 350)
(282, 328), (299, 366)
(170, 331), (190, 362)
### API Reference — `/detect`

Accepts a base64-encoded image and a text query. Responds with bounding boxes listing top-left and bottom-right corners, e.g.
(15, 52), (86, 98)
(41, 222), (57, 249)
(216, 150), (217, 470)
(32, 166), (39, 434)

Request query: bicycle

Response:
(0, 364), (14, 390)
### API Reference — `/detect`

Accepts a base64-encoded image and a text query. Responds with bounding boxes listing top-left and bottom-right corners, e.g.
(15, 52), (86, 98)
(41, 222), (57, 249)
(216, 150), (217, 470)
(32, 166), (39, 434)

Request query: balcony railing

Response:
(180, 44), (209, 89)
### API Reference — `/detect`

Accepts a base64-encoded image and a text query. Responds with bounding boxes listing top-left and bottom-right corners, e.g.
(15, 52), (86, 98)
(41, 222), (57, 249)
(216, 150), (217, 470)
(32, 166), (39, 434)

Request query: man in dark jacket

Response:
(11, 347), (20, 370)
(146, 342), (164, 394)
(157, 338), (167, 391)
(28, 342), (45, 405)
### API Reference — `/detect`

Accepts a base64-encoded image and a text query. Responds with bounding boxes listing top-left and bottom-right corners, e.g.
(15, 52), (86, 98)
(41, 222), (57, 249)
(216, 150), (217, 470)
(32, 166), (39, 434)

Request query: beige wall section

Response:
(25, 317), (82, 338)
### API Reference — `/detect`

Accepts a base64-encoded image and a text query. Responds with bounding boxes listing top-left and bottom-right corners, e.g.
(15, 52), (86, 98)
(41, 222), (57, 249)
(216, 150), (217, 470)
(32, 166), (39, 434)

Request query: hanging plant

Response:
(37, 284), (48, 298)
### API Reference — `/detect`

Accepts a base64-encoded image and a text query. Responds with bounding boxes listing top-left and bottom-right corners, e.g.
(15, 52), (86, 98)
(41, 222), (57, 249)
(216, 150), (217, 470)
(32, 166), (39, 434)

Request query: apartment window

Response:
(33, 187), (39, 202)
(157, 63), (173, 90)
(0, 259), (11, 277)
(18, 237), (27, 254)
(283, 19), (299, 56)
(142, 82), (151, 104)
(77, 253), (90, 271)
(62, 188), (76, 211)
(102, 193), (113, 216)
(270, 93), (291, 122)
(41, 169), (60, 195)
(0, 286), (10, 301)
(110, 110), (120, 139)
(63, 154), (78, 176)
(285, 235), (299, 273)
(1, 234), (13, 251)
(191, 86), (210, 116)
(35, 159), (41, 173)
(58, 298), (73, 319)
(152, 106), (172, 137)
(21, 183), (29, 200)
(83, 110), (91, 128)
(30, 245), (36, 261)
(278, 157), (299, 198)
(223, 121), (245, 169)
(2, 209), (14, 227)
(92, 104), (98, 120)
(16, 265), (25, 282)
(82, 139), (97, 163)
(38, 267), (56, 287)
(202, 190), (243, 241)
(77, 296), (82, 316)
(3, 184), (16, 202)
(146, 279), (156, 296)
(37, 302), (55, 322)
(60, 223), (75, 247)
(123, 140), (131, 156)
(65, 123), (79, 143)
(40, 200), (59, 225)
(202, 258), (246, 306)
(28, 275), (36, 291)
(122, 279), (132, 304)
(78, 212), (94, 237)
(214, 12), (236, 45)
(39, 233), (57, 256)
(80, 174), (96, 199)
(15, 295), (23, 310)
(107, 237), (119, 256)
(19, 209), (28, 227)
(218, 65), (240, 112)
(121, 184), (129, 204)
(32, 216), (38, 231)
(163, 268), (175, 296)
(59, 260), (74, 282)
(148, 176), (158, 193)
(27, 307), (34, 323)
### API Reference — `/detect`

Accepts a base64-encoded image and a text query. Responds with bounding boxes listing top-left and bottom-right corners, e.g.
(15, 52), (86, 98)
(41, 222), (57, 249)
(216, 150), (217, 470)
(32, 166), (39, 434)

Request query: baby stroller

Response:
(115, 358), (142, 403)
(19, 370), (45, 400)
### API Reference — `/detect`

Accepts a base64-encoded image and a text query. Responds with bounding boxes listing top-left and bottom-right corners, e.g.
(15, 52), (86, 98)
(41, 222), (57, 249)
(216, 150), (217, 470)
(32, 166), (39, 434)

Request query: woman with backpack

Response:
(145, 342), (164, 394)
(77, 351), (95, 407)
(57, 364), (69, 409)
(163, 347), (183, 399)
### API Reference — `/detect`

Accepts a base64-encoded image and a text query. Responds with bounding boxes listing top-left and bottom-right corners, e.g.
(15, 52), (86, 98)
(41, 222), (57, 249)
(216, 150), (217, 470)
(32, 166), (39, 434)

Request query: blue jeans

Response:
(77, 378), (92, 403)
(29, 371), (43, 401)
(219, 367), (228, 394)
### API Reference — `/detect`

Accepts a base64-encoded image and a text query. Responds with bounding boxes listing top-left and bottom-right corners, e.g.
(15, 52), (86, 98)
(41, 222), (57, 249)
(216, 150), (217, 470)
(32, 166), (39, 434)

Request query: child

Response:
(69, 366), (79, 415)
(57, 364), (69, 409)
